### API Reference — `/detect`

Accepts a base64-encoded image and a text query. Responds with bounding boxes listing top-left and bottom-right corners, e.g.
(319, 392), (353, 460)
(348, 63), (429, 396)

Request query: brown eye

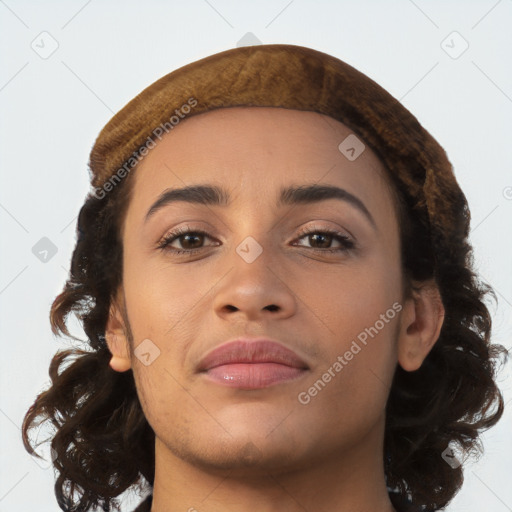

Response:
(157, 227), (217, 254)
(307, 232), (333, 249)
(175, 233), (205, 250)
(293, 227), (355, 253)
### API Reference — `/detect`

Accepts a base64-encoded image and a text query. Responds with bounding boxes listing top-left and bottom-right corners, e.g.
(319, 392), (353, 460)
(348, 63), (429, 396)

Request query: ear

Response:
(105, 291), (132, 372)
(397, 279), (445, 372)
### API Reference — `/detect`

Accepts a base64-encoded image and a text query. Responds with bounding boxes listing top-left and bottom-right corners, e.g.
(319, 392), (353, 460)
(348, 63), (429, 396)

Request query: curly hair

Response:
(22, 44), (508, 512)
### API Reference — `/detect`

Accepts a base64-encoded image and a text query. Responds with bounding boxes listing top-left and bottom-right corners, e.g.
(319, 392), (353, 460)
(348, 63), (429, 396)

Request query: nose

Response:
(212, 241), (297, 322)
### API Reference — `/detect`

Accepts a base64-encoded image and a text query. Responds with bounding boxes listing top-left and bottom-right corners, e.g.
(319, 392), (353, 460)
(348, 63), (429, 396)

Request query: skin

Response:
(106, 107), (445, 512)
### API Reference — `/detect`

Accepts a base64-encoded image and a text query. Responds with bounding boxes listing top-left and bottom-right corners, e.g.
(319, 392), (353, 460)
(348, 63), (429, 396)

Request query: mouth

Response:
(197, 338), (310, 390)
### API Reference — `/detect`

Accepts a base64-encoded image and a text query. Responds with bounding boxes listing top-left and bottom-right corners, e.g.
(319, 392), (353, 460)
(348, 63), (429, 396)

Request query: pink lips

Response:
(197, 338), (309, 389)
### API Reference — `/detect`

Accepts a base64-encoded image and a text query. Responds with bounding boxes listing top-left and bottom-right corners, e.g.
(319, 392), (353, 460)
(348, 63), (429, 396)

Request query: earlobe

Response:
(397, 281), (445, 372)
(110, 357), (132, 372)
(106, 334), (132, 372)
(105, 299), (132, 373)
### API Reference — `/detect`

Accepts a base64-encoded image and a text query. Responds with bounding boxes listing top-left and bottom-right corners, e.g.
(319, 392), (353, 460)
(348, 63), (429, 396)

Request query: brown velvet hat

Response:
(88, 43), (468, 253)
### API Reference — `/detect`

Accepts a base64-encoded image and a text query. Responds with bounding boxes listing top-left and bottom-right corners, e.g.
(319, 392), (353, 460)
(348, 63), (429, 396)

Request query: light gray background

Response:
(1, 1), (511, 511)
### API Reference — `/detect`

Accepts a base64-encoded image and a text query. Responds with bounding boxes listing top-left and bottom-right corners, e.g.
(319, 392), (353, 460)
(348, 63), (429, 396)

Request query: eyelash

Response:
(156, 224), (355, 256)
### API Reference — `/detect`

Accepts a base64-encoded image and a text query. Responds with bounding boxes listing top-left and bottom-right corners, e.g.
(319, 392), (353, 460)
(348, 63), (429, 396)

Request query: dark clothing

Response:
(132, 491), (424, 511)
(132, 494), (152, 512)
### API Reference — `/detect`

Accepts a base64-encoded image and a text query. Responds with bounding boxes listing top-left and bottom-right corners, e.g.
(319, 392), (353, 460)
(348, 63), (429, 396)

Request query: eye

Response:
(292, 225), (355, 253)
(157, 226), (219, 255)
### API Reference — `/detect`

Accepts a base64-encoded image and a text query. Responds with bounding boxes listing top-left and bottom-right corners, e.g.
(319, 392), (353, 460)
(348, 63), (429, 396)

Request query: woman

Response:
(22, 44), (507, 512)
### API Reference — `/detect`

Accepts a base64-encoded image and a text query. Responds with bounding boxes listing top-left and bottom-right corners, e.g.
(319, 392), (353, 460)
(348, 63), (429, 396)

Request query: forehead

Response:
(124, 107), (397, 228)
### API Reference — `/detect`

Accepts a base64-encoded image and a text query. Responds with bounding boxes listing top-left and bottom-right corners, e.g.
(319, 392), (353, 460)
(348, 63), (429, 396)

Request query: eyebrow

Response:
(144, 183), (377, 230)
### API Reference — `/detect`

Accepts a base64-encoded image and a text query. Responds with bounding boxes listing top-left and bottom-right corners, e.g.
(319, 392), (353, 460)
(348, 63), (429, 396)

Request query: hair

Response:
(22, 46), (508, 512)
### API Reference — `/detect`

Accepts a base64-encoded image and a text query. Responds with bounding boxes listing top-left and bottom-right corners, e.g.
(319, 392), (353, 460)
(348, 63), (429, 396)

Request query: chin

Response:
(162, 415), (308, 475)
(175, 435), (302, 475)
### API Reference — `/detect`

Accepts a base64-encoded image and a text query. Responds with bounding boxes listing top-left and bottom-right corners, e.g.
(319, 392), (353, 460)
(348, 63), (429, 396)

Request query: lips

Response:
(197, 338), (309, 389)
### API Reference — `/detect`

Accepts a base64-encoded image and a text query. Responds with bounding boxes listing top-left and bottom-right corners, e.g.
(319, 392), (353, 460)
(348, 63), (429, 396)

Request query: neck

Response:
(150, 417), (396, 512)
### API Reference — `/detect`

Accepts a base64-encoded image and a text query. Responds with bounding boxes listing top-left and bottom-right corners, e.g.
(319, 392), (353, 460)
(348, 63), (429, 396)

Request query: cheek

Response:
(132, 365), (186, 438)
(301, 250), (402, 344)
(122, 252), (206, 340)
(296, 251), (402, 406)
(296, 303), (400, 439)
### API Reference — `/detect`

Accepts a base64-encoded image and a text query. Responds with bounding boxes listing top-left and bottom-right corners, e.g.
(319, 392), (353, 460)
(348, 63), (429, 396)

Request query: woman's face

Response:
(115, 106), (406, 472)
